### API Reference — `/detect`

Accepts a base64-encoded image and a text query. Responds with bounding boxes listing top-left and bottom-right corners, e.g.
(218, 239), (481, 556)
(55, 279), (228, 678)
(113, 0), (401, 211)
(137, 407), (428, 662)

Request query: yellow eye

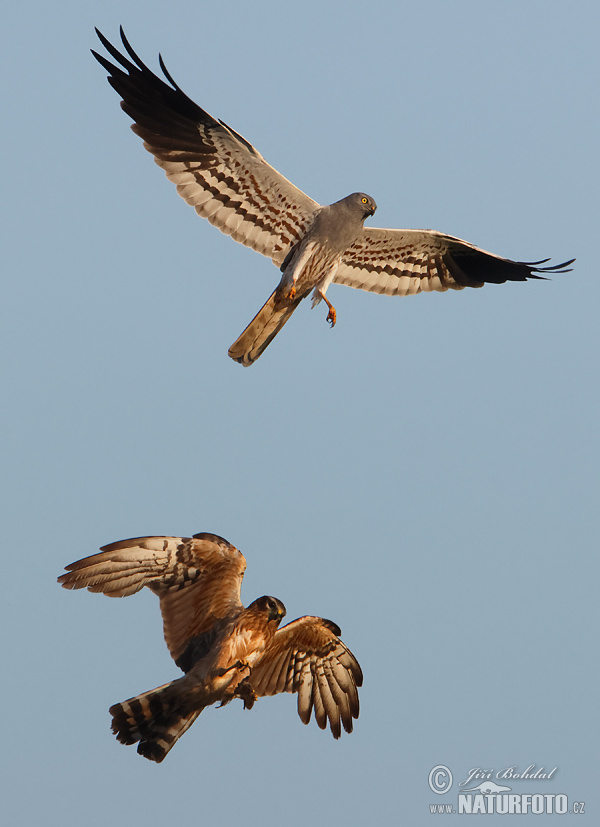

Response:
(361, 197), (368, 204)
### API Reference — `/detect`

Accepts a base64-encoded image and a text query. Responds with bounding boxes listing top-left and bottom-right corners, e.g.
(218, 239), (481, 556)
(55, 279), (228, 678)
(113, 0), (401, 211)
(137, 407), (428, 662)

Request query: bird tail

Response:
(228, 289), (302, 366)
(109, 681), (202, 763)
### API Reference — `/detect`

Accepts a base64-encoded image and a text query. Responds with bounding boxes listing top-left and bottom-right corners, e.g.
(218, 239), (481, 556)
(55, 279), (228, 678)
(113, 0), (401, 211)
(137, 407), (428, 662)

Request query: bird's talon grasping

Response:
(243, 688), (257, 710)
(236, 677), (258, 709)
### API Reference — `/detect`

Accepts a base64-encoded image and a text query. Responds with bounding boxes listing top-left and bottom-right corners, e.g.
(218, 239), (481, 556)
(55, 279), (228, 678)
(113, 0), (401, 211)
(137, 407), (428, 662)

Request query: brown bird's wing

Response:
(93, 28), (319, 266)
(335, 227), (574, 296)
(58, 533), (246, 668)
(249, 616), (363, 739)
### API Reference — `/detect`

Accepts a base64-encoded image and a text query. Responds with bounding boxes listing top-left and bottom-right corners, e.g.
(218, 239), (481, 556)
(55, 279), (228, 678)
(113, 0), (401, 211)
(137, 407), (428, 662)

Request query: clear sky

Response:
(3, 1), (598, 823)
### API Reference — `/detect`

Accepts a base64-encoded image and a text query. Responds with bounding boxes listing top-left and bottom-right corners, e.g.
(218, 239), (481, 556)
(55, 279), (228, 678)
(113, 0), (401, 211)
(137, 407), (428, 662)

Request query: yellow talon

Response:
(322, 296), (337, 327)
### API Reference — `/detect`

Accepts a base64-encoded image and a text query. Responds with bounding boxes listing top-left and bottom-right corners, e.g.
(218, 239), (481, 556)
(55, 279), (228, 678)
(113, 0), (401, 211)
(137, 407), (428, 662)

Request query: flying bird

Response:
(93, 28), (574, 366)
(58, 532), (362, 762)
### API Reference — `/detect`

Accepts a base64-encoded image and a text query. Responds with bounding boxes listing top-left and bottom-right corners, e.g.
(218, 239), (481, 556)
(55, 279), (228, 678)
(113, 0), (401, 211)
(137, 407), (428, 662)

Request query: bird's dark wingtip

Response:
(118, 26), (134, 57)
(532, 257), (575, 275)
(521, 257), (575, 276)
(158, 52), (180, 91)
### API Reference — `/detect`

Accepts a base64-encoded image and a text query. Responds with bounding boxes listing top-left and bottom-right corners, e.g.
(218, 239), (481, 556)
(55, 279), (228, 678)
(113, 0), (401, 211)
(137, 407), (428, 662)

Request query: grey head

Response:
(313, 192), (377, 250)
(332, 192), (377, 220)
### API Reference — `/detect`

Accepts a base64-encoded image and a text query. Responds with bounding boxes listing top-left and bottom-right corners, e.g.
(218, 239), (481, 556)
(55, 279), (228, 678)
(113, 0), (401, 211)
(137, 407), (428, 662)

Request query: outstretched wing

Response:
(58, 533), (246, 667)
(93, 28), (319, 266)
(335, 227), (574, 296)
(249, 616), (363, 739)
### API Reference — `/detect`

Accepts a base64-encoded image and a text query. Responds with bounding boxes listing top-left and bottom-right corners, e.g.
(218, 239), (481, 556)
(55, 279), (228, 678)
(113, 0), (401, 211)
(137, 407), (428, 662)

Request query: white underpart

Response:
(281, 240), (318, 290)
(311, 263), (339, 308)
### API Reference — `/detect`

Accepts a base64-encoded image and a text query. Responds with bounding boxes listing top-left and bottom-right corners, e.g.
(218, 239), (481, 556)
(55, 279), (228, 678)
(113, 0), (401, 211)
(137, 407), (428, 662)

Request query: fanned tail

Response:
(228, 289), (303, 366)
(109, 681), (202, 763)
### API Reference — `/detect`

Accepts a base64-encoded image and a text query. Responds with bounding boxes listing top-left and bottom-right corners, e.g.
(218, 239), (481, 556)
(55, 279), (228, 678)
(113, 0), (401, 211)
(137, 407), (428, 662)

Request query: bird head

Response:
(353, 192), (377, 219)
(331, 192), (377, 221)
(251, 595), (287, 623)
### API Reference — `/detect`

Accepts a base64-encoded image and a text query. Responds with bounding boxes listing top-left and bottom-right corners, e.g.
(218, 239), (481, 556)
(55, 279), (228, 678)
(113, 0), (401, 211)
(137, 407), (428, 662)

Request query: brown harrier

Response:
(93, 28), (573, 365)
(58, 533), (362, 762)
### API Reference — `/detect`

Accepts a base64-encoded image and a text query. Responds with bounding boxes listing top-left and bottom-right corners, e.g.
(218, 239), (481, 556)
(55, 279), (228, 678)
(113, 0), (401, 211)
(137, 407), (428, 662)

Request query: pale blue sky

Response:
(3, 1), (598, 823)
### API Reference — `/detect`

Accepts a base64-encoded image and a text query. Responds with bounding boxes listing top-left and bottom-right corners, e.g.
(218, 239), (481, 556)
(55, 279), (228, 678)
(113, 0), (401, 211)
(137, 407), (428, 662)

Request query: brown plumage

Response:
(58, 533), (362, 762)
(228, 287), (304, 366)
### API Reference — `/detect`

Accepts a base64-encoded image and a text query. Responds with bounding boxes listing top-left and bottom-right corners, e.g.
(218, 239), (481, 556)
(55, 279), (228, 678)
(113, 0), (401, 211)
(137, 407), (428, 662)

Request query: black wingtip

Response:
(158, 52), (180, 91)
(528, 257), (575, 275)
(93, 26), (134, 73)
(92, 26), (202, 111)
(118, 26), (136, 63)
(94, 27), (117, 58)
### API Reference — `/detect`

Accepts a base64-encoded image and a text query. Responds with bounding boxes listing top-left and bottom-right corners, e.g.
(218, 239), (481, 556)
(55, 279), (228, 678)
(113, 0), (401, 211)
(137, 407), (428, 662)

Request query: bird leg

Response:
(317, 292), (337, 327)
(216, 661), (253, 707)
(222, 659), (250, 675)
(287, 285), (297, 301)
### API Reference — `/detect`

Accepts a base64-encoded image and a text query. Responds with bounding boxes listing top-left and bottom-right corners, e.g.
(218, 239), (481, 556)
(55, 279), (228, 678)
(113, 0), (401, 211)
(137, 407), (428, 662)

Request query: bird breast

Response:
(281, 240), (342, 295)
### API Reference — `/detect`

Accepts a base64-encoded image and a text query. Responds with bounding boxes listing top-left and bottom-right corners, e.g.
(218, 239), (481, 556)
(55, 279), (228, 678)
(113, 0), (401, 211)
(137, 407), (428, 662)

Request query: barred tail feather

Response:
(228, 289), (302, 366)
(109, 682), (202, 763)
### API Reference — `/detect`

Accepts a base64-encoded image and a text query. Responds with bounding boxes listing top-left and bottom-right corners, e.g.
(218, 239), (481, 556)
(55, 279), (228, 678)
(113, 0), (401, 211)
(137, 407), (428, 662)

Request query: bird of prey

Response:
(58, 532), (362, 762)
(93, 28), (573, 366)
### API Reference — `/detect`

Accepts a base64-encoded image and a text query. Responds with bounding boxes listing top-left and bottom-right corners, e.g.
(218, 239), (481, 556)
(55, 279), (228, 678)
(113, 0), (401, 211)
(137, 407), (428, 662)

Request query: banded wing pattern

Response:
(93, 27), (319, 267)
(335, 228), (575, 296)
(58, 532), (246, 665)
(250, 616), (363, 739)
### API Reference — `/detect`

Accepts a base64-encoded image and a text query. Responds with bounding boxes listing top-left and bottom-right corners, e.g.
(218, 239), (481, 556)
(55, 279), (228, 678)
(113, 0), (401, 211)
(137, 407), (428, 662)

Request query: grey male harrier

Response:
(93, 28), (573, 365)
